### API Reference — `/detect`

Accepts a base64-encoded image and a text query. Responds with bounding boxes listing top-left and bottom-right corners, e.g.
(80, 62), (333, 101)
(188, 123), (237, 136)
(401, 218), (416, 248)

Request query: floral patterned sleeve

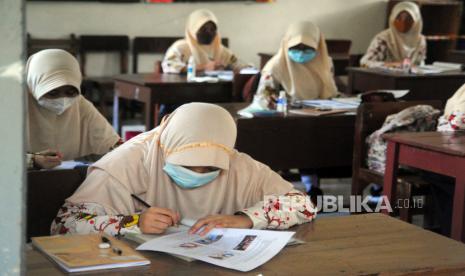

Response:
(360, 37), (388, 68)
(437, 111), (465, 131)
(241, 190), (317, 229)
(256, 72), (280, 98)
(51, 202), (139, 236)
(161, 45), (187, 74)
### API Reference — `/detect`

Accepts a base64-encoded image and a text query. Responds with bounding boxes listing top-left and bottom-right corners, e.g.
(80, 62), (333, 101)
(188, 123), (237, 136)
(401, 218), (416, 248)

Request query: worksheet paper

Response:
(136, 228), (295, 272)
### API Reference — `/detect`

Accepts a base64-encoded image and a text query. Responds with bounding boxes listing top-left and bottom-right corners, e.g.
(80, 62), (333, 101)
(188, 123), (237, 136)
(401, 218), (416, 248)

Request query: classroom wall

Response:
(0, 1), (25, 275)
(27, 0), (388, 76)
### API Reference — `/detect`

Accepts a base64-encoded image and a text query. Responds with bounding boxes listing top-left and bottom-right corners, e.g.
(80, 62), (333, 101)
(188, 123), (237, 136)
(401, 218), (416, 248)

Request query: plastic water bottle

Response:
(276, 91), (288, 114)
(187, 56), (196, 82)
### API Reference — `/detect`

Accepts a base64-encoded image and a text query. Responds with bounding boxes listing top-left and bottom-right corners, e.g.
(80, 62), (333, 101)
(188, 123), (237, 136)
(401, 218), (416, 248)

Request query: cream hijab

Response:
(185, 9), (234, 66)
(380, 1), (424, 62)
(263, 21), (337, 100)
(68, 103), (293, 219)
(444, 83), (465, 117)
(26, 49), (120, 160)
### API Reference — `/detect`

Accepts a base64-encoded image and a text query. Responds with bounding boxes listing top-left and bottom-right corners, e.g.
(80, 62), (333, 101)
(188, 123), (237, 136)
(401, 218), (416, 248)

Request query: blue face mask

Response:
(163, 163), (220, 189)
(288, 49), (317, 64)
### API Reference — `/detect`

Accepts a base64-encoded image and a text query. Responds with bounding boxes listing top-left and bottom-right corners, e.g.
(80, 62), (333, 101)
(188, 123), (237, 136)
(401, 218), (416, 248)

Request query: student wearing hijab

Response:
(162, 9), (246, 73)
(51, 103), (316, 236)
(26, 49), (121, 169)
(437, 83), (465, 131)
(254, 21), (338, 107)
(360, 1), (426, 68)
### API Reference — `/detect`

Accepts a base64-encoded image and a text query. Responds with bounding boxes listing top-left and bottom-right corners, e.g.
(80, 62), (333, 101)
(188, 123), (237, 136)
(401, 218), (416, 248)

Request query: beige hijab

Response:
(185, 9), (234, 66)
(263, 21), (337, 100)
(26, 49), (120, 160)
(444, 83), (465, 117)
(68, 103), (293, 219)
(380, 1), (424, 62)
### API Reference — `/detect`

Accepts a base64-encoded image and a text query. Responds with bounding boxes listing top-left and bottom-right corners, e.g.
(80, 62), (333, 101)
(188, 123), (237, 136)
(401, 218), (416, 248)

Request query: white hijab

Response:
(383, 1), (424, 61)
(26, 49), (120, 159)
(262, 21), (337, 100)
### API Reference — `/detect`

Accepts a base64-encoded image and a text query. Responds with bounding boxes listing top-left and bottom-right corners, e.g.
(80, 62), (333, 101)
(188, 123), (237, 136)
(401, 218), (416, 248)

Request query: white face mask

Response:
(38, 96), (77, 115)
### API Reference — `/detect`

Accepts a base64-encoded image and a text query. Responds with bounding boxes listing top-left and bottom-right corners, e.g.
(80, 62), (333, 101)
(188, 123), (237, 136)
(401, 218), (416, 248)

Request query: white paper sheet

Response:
(136, 228), (295, 272)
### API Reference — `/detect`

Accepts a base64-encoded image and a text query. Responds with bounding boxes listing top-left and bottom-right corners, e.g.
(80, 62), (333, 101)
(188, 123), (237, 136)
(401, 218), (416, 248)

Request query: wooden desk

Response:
(113, 73), (233, 131)
(347, 67), (465, 103)
(26, 214), (465, 275)
(27, 169), (86, 241)
(383, 131), (465, 242)
(219, 103), (355, 172)
(258, 52), (350, 76)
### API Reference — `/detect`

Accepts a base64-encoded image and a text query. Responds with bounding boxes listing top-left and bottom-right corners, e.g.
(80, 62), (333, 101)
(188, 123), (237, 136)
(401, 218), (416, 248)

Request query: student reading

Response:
(360, 1), (426, 68)
(162, 9), (247, 74)
(255, 21), (338, 106)
(51, 103), (316, 236)
(26, 49), (121, 169)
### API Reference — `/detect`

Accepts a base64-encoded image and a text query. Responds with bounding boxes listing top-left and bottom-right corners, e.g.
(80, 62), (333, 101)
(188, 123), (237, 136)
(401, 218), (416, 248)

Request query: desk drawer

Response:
(114, 81), (151, 102)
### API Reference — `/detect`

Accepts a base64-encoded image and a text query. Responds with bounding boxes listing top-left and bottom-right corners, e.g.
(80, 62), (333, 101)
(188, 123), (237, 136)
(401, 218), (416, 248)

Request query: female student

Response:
(360, 1), (426, 68)
(162, 9), (246, 73)
(51, 103), (316, 236)
(438, 83), (465, 131)
(26, 49), (121, 169)
(249, 21), (337, 197)
(254, 21), (338, 107)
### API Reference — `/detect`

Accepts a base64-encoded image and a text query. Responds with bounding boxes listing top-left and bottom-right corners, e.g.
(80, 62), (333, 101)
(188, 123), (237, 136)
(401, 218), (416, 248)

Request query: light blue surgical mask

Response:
(163, 163), (220, 189)
(288, 49), (317, 64)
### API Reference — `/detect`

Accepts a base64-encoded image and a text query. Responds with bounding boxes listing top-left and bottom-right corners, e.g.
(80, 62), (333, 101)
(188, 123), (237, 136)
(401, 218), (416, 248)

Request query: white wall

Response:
(27, 0), (388, 75)
(0, 0), (25, 275)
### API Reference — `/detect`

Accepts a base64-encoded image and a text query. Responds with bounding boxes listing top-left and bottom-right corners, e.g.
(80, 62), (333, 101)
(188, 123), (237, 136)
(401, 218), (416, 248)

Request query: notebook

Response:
(32, 234), (150, 273)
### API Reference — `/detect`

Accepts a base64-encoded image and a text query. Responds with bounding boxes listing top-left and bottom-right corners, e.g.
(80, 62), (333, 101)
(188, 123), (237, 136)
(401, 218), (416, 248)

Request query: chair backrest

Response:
(27, 33), (79, 58)
(79, 35), (129, 76)
(232, 72), (259, 102)
(326, 39), (351, 55)
(132, 36), (229, 73)
(352, 100), (443, 173)
(27, 169), (86, 241)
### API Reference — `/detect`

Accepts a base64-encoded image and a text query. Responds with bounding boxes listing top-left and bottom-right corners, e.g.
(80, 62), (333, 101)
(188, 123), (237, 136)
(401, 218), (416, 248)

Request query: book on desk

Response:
(32, 234), (150, 273)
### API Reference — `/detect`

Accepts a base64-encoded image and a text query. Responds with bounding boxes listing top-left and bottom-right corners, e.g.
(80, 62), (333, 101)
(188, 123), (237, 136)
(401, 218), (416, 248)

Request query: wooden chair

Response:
(26, 33), (79, 57)
(322, 39), (351, 92)
(132, 36), (229, 73)
(352, 100), (442, 222)
(79, 35), (129, 118)
(27, 169), (86, 241)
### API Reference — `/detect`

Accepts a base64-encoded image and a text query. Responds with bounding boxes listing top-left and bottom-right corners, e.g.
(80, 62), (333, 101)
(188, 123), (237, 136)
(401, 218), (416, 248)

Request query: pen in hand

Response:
(131, 194), (179, 227)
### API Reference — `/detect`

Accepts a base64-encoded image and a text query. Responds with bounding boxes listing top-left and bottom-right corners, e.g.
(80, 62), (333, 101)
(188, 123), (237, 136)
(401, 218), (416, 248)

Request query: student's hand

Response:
(33, 149), (63, 169)
(189, 214), (253, 236)
(138, 207), (180, 234)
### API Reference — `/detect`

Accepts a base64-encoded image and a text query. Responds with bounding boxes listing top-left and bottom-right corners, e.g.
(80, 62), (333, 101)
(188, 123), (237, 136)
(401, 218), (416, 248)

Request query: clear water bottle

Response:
(187, 56), (196, 82)
(276, 91), (288, 114)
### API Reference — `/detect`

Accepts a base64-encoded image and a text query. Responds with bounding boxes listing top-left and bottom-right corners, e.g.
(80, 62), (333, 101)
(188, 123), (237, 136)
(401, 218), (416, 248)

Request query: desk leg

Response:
(451, 173), (465, 242)
(383, 141), (399, 216)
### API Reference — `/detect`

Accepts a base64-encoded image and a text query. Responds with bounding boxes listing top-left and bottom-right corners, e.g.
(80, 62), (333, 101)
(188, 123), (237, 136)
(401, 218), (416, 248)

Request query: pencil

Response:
(131, 194), (179, 227)
(131, 194), (151, 208)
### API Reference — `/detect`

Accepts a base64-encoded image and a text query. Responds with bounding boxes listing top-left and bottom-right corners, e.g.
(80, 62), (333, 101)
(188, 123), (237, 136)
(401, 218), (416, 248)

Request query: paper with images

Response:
(136, 228), (295, 272)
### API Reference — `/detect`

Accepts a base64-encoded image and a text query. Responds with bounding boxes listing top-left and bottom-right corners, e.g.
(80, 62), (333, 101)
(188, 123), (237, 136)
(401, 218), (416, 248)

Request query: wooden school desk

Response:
(218, 103), (355, 172)
(26, 214), (465, 275)
(113, 73), (233, 131)
(383, 131), (465, 242)
(27, 168), (86, 241)
(347, 67), (465, 103)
